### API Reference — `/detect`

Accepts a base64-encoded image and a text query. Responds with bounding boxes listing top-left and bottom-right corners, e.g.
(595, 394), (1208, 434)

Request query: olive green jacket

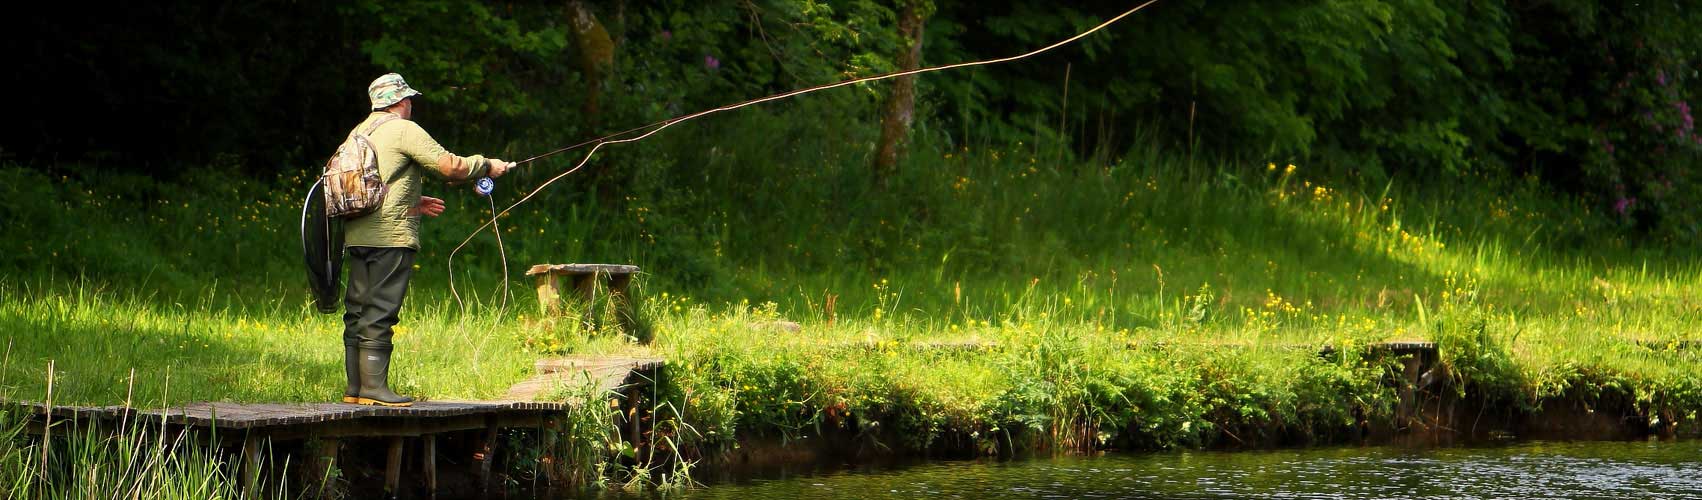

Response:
(343, 112), (490, 250)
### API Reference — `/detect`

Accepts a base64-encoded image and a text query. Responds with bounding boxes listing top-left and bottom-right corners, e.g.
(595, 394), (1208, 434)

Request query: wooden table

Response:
(525, 263), (642, 334)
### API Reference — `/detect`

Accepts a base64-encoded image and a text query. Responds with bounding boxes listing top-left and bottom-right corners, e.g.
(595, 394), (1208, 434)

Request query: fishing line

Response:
(447, 0), (1160, 311)
(489, 193), (511, 313)
(450, 182), (511, 313)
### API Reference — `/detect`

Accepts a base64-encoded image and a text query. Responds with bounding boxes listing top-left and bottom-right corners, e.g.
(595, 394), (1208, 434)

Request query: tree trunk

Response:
(873, 1), (925, 184)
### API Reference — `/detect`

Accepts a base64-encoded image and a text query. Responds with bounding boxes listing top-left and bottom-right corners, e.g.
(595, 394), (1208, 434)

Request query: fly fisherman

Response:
(340, 73), (512, 406)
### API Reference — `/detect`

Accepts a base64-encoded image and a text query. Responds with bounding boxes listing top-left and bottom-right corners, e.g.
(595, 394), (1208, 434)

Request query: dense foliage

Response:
(10, 1), (1702, 240)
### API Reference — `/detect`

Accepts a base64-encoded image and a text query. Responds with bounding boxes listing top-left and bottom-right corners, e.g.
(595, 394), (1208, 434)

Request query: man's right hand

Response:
(488, 159), (512, 178)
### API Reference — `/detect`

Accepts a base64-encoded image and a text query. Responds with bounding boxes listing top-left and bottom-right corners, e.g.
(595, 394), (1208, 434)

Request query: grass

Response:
(0, 400), (273, 499)
(1, 112), (1700, 490)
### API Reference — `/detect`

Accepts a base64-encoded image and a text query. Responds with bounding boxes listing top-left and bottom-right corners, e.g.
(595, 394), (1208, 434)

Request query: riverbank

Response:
(2, 149), (1700, 494)
(3, 276), (1697, 496)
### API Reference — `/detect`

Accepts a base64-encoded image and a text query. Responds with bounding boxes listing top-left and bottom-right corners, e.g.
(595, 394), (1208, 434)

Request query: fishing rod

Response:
(448, 0), (1162, 312)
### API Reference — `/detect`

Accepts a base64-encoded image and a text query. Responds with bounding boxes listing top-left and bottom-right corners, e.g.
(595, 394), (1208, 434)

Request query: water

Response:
(602, 440), (1702, 499)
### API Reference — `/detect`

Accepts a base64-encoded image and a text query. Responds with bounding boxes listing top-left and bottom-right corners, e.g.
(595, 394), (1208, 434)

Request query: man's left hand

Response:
(410, 196), (447, 217)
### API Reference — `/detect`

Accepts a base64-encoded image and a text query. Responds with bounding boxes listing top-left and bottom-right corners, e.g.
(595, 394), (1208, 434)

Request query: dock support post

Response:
(385, 436), (404, 498)
(1396, 354), (1423, 431)
(539, 415), (561, 488)
(423, 435), (438, 500)
(242, 433), (264, 499)
(308, 437), (341, 498)
(479, 417), (499, 499)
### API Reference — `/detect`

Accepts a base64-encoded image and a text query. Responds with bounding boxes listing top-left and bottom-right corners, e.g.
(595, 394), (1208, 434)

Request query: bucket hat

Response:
(367, 73), (423, 110)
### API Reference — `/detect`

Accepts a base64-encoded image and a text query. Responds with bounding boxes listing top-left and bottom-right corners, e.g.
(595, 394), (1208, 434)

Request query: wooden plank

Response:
(534, 356), (665, 375)
(525, 263), (640, 276)
(1372, 341), (1439, 353)
(263, 414), (491, 442)
(511, 357), (664, 402)
(152, 402), (373, 429)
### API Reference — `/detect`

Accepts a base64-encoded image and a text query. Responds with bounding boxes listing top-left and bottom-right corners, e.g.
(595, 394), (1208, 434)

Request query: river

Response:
(587, 440), (1701, 499)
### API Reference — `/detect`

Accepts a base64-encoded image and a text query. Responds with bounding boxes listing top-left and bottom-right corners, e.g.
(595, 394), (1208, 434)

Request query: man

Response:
(341, 73), (512, 407)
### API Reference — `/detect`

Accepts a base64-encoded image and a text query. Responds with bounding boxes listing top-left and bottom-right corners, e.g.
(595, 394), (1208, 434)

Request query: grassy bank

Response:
(2, 134), (1700, 490)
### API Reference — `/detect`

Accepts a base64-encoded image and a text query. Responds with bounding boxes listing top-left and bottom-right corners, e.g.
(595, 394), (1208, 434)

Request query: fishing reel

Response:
(474, 177), (495, 196)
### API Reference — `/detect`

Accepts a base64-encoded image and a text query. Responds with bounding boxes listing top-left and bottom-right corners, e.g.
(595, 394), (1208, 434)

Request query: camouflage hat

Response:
(367, 73), (423, 110)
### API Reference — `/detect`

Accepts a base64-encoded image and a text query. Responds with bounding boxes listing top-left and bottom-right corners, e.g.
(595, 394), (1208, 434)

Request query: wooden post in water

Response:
(539, 415), (561, 487)
(423, 435), (438, 500)
(242, 433), (265, 499)
(308, 437), (341, 499)
(1396, 354), (1423, 431)
(479, 417), (499, 499)
(385, 437), (404, 497)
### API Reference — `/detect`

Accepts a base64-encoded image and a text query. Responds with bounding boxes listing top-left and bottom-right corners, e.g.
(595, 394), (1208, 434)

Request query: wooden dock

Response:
(12, 355), (664, 499)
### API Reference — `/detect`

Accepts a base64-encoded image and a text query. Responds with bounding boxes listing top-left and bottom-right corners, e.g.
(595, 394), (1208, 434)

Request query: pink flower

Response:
(704, 55), (720, 70)
(661, 30), (672, 41)
(1614, 198), (1635, 215)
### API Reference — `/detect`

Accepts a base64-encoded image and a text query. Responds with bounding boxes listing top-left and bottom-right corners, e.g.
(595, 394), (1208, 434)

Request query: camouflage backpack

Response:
(321, 114), (400, 218)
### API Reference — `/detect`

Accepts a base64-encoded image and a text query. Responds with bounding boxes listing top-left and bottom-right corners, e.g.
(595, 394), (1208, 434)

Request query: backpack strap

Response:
(363, 113), (401, 136)
(360, 113), (405, 185)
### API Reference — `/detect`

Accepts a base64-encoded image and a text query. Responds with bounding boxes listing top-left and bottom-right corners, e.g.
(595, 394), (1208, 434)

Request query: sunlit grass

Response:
(1, 138), (1698, 450)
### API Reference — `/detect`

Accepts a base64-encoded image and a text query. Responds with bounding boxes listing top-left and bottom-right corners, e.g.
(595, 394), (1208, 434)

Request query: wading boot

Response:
(356, 347), (414, 407)
(342, 345), (360, 404)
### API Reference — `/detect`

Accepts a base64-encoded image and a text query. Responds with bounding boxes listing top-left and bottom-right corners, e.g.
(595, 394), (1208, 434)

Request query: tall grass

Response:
(0, 381), (270, 499)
